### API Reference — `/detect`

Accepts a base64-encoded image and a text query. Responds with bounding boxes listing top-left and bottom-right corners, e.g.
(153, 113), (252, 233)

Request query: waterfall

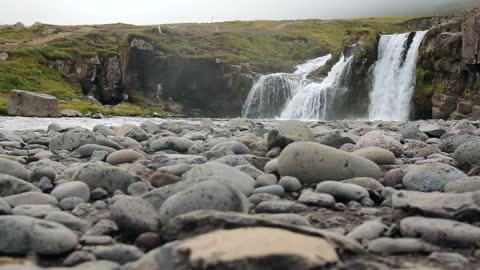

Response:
(368, 31), (428, 121)
(280, 54), (354, 120)
(241, 54), (331, 119)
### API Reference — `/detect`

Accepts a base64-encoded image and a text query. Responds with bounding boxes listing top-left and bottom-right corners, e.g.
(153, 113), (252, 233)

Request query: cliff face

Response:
(415, 9), (480, 120)
(126, 38), (254, 117)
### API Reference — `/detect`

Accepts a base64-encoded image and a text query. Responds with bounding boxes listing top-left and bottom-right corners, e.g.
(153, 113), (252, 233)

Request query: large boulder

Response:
(158, 181), (249, 224)
(7, 90), (61, 117)
(0, 215), (78, 255)
(184, 162), (255, 195)
(267, 120), (314, 150)
(278, 142), (382, 185)
(402, 163), (467, 192)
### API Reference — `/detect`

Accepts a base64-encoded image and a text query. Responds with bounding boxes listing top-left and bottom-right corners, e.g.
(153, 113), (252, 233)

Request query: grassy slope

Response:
(0, 17), (417, 116)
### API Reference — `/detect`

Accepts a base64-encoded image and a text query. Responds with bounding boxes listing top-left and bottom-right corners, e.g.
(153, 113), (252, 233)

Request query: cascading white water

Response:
(368, 31), (428, 121)
(280, 54), (354, 120)
(241, 54), (331, 119)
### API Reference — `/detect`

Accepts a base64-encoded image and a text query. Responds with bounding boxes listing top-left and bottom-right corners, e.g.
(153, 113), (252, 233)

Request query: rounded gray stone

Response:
(279, 142), (382, 185)
(51, 181), (90, 202)
(159, 180), (249, 224)
(107, 149), (144, 165)
(0, 159), (30, 180)
(110, 195), (159, 237)
(253, 185), (285, 197)
(279, 176), (302, 192)
(402, 163), (467, 192)
(316, 181), (369, 202)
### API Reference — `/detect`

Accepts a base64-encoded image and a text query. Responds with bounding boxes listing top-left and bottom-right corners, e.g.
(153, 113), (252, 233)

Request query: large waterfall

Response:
(281, 54), (354, 120)
(242, 55), (331, 119)
(368, 31), (428, 121)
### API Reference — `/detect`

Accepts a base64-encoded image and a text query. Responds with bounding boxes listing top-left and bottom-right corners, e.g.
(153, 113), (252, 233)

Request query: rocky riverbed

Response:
(1, 117), (480, 269)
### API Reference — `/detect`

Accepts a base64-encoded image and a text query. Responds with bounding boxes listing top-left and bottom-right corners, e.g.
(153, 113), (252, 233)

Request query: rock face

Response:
(175, 228), (339, 270)
(278, 142), (382, 185)
(0, 215), (78, 255)
(7, 90), (61, 117)
(462, 8), (480, 65)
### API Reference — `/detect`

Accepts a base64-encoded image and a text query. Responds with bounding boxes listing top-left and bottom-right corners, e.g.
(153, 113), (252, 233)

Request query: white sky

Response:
(0, 0), (478, 26)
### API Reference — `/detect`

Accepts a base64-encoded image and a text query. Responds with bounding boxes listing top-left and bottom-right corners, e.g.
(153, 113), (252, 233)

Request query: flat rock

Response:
(4, 192), (57, 207)
(92, 245), (144, 265)
(298, 190), (336, 207)
(392, 190), (480, 221)
(347, 219), (387, 242)
(444, 177), (480, 193)
(175, 228), (339, 270)
(368, 237), (440, 255)
(255, 200), (308, 213)
(151, 137), (194, 152)
(400, 216), (480, 247)
(278, 142), (382, 185)
(0, 215), (78, 255)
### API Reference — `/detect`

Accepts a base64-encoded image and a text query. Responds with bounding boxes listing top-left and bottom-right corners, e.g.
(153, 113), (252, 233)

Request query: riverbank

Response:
(1, 117), (480, 269)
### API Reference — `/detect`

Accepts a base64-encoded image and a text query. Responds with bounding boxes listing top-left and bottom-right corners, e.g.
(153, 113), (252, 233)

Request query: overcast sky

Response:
(1, 0), (478, 26)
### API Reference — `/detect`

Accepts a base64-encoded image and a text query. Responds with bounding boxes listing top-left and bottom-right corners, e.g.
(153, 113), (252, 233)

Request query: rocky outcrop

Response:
(462, 9), (480, 64)
(7, 89), (61, 117)
(126, 37), (254, 116)
(414, 8), (480, 120)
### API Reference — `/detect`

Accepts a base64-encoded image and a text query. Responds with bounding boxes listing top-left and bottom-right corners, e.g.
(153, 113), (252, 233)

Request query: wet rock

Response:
(316, 181), (369, 202)
(110, 195), (159, 238)
(352, 147), (395, 165)
(0, 215), (78, 255)
(368, 237), (440, 255)
(278, 142), (382, 185)
(125, 127), (150, 142)
(135, 232), (163, 252)
(400, 216), (480, 246)
(419, 124), (446, 137)
(184, 162), (255, 195)
(355, 130), (403, 157)
(267, 120), (314, 150)
(402, 163), (466, 192)
(159, 180), (249, 224)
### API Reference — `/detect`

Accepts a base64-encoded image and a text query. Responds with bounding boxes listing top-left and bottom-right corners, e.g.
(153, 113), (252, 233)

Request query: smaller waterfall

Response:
(280, 54), (354, 120)
(241, 54), (331, 119)
(368, 31), (428, 121)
